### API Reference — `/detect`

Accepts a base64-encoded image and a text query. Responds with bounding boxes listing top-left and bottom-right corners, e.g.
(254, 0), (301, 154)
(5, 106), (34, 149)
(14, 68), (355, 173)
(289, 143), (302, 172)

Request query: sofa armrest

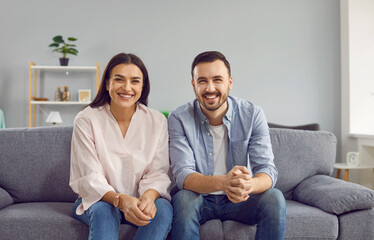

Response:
(293, 175), (374, 215)
(0, 187), (13, 210)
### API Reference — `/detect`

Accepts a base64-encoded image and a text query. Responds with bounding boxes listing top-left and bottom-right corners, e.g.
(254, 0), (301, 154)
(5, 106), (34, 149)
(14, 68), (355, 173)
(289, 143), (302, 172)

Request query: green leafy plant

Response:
(48, 35), (78, 59)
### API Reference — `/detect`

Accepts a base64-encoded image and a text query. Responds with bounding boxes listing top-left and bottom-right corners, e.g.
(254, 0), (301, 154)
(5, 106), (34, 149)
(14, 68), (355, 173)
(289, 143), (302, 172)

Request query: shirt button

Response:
(201, 121), (204, 124)
(209, 153), (212, 156)
(207, 132), (211, 136)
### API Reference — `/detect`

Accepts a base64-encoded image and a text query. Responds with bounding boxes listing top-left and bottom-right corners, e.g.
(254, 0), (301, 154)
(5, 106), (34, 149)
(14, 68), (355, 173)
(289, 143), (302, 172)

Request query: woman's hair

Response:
(89, 53), (150, 108)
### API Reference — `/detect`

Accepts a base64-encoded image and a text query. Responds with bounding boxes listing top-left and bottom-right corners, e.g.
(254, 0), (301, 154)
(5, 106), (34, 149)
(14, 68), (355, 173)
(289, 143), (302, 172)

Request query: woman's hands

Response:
(138, 197), (157, 219)
(118, 189), (160, 226)
(118, 195), (151, 226)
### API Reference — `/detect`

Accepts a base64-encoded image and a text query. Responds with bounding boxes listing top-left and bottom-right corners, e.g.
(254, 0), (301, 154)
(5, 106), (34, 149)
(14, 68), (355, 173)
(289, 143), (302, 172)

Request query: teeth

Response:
(206, 95), (216, 99)
(119, 94), (132, 98)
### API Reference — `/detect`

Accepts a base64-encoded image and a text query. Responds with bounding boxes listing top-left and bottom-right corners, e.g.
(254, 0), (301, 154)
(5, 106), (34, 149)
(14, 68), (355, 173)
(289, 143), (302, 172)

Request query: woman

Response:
(70, 53), (172, 240)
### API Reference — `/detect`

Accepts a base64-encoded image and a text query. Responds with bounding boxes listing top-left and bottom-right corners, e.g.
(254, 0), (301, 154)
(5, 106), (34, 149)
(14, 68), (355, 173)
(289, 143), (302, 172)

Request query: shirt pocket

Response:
(230, 140), (248, 165)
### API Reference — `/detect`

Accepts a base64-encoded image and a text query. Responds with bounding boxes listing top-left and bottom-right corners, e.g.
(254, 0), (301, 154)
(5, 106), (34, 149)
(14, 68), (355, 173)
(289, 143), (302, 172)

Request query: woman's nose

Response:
(122, 81), (131, 91)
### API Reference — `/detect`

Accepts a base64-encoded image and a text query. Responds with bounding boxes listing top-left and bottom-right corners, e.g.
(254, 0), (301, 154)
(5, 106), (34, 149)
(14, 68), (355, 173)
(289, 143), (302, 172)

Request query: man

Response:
(168, 51), (286, 240)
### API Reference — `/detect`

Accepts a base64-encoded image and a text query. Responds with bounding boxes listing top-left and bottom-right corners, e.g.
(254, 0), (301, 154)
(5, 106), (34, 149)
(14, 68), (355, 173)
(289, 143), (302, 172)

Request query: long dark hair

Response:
(89, 53), (150, 108)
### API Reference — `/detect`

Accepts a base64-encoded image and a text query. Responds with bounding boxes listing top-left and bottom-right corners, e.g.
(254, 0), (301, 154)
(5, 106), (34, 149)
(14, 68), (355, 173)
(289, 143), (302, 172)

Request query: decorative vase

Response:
(59, 58), (69, 66)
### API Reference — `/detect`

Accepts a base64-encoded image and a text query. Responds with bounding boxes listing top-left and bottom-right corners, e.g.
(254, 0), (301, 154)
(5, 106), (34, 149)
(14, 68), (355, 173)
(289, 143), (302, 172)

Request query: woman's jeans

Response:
(73, 198), (173, 240)
(171, 188), (286, 240)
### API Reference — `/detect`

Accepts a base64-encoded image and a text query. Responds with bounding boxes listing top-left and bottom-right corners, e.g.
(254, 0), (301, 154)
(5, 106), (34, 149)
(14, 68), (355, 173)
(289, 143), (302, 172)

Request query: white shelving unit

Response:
(30, 101), (89, 105)
(29, 61), (100, 127)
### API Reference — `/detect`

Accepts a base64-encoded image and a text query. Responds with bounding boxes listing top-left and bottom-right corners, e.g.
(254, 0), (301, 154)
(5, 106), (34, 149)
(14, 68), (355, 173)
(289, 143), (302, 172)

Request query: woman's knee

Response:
(87, 201), (122, 222)
(154, 198), (173, 221)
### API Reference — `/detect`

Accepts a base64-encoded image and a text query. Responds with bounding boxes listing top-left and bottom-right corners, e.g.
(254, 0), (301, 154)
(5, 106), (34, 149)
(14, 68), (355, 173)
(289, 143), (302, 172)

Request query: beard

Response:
(196, 90), (229, 112)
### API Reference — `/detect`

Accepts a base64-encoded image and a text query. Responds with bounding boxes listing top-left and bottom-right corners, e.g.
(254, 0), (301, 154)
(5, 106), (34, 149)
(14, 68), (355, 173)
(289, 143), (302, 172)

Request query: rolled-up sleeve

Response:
(168, 113), (197, 190)
(248, 108), (278, 187)
(138, 119), (171, 201)
(69, 115), (114, 214)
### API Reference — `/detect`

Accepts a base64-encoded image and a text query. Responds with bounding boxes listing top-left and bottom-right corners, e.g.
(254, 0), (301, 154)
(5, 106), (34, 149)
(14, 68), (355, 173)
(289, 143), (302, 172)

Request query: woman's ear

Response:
(106, 79), (109, 91)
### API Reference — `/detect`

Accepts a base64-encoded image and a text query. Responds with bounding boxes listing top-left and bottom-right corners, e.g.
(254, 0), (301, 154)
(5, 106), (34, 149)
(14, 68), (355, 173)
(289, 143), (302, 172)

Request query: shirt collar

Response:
(194, 96), (233, 124)
(101, 102), (146, 115)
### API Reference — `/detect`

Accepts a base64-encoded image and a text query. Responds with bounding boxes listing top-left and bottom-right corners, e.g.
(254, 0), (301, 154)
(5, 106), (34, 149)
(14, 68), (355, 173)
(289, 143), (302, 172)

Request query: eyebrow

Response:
(197, 77), (207, 81)
(197, 75), (223, 81)
(114, 74), (141, 80)
(212, 75), (223, 78)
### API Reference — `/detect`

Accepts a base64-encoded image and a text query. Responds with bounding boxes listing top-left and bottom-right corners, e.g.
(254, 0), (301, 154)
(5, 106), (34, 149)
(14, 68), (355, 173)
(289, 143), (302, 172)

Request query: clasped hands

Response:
(118, 194), (156, 226)
(223, 166), (254, 203)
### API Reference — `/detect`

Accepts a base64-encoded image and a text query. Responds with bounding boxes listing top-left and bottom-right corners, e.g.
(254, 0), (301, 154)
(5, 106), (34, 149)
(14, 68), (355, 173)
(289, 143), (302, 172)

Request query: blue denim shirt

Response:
(168, 96), (277, 191)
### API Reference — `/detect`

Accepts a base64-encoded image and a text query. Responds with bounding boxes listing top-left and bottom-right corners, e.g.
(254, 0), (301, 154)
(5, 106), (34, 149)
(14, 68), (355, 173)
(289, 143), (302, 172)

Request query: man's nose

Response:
(206, 81), (215, 92)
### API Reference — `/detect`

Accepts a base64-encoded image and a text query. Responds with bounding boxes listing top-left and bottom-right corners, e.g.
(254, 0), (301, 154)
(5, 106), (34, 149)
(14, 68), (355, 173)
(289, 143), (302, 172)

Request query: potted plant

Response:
(49, 35), (78, 66)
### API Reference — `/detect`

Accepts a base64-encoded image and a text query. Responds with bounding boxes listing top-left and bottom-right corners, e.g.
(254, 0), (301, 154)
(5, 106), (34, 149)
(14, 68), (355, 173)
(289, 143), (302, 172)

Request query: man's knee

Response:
(258, 188), (286, 216)
(172, 190), (203, 218)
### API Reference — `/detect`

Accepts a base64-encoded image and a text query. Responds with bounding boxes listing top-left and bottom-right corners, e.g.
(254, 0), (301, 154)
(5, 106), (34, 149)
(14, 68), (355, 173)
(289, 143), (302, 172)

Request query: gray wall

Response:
(0, 1), (340, 148)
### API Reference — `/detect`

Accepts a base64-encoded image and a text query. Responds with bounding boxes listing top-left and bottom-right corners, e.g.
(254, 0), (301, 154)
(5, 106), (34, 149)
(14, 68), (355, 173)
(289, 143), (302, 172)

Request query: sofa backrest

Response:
(0, 126), (77, 203)
(270, 128), (337, 199)
(0, 127), (337, 203)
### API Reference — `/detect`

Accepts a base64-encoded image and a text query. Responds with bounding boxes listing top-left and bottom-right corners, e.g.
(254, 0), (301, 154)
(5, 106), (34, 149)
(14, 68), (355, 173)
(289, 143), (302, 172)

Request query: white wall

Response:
(348, 0), (374, 135)
(0, 1), (341, 153)
(341, 0), (374, 188)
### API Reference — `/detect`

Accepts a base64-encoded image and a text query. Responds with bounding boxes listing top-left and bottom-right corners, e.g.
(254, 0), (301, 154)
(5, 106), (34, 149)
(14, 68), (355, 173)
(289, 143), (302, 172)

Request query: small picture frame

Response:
(78, 89), (91, 102)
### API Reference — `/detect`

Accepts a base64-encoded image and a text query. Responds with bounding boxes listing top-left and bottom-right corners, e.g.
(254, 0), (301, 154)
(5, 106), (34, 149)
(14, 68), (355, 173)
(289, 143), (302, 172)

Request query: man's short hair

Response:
(191, 51), (231, 78)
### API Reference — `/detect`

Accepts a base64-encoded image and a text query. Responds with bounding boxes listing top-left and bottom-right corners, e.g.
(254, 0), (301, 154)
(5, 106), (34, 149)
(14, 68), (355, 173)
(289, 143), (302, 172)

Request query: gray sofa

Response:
(1, 126), (374, 240)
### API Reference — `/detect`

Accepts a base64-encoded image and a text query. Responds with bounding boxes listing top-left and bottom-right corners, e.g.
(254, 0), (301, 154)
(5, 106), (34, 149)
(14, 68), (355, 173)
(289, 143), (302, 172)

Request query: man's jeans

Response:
(171, 188), (286, 240)
(73, 198), (173, 240)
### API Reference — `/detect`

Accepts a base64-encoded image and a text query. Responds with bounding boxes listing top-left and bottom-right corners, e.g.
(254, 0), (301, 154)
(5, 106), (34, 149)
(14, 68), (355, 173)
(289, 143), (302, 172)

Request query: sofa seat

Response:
(0, 200), (338, 240)
(204, 200), (337, 240)
(0, 202), (137, 240)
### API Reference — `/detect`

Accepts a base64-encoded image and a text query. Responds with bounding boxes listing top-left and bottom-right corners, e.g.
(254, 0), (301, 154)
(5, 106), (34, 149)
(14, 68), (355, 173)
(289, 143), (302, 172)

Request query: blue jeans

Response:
(171, 188), (286, 240)
(73, 198), (173, 240)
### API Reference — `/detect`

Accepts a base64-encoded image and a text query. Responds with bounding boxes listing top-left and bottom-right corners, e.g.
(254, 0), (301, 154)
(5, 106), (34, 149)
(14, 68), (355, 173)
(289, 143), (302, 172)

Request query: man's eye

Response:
(114, 78), (123, 82)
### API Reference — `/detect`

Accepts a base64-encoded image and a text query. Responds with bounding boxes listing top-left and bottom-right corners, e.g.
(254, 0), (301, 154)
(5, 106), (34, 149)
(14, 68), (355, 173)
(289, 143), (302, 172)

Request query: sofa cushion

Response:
(223, 200), (338, 240)
(338, 208), (374, 240)
(0, 127), (77, 203)
(0, 187), (13, 210)
(269, 129), (336, 199)
(200, 219), (223, 240)
(293, 175), (374, 215)
(0, 202), (137, 240)
(222, 200), (338, 240)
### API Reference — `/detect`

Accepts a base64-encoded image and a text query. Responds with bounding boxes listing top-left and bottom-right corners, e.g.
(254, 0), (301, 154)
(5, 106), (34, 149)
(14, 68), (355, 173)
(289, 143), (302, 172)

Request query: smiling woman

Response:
(69, 53), (173, 240)
(90, 53), (150, 108)
(106, 64), (144, 121)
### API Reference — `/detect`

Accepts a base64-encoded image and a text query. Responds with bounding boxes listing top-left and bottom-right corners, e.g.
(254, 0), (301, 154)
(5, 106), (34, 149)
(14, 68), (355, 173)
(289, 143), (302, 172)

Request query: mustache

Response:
(203, 92), (220, 97)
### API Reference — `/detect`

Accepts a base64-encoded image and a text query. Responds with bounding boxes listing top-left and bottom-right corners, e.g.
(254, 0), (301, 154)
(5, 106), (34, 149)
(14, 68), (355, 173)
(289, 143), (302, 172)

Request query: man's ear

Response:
(229, 76), (233, 90)
(191, 79), (196, 92)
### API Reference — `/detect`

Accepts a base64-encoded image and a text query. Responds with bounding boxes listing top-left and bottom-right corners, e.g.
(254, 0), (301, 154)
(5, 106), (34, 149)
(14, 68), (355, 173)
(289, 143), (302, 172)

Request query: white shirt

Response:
(69, 103), (171, 215)
(210, 124), (228, 195)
